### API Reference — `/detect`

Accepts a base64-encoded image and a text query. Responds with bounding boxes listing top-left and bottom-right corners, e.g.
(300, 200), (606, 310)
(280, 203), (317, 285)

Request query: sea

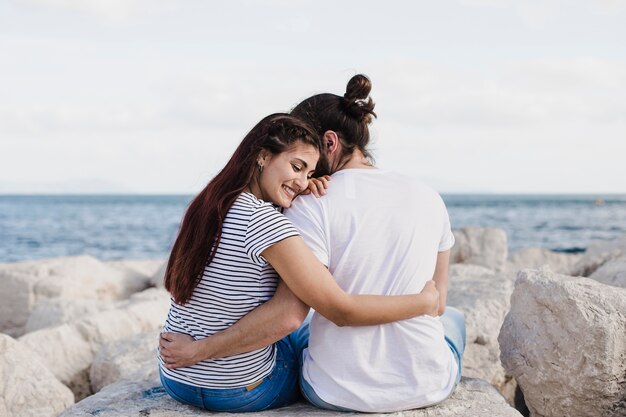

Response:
(1, 194), (625, 263)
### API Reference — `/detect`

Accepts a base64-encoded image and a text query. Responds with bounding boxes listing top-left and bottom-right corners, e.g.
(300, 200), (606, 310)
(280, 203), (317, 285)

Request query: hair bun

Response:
(344, 74), (371, 101)
(342, 74), (376, 123)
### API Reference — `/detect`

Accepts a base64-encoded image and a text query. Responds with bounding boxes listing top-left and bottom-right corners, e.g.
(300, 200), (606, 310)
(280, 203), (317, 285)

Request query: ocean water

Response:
(1, 194), (625, 263)
(444, 194), (626, 253)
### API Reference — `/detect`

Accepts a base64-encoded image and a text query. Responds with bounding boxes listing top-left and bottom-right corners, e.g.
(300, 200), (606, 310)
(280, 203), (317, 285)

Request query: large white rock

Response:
(450, 228), (508, 272)
(18, 324), (93, 399)
(104, 259), (165, 279)
(90, 330), (159, 393)
(60, 376), (521, 417)
(31, 255), (148, 300)
(507, 247), (582, 275)
(149, 261), (167, 288)
(589, 256), (626, 288)
(447, 264), (515, 399)
(0, 333), (74, 417)
(18, 288), (170, 400)
(0, 267), (37, 336)
(0, 255), (152, 336)
(584, 235), (626, 258)
(572, 235), (626, 277)
(499, 269), (626, 417)
(24, 298), (111, 333)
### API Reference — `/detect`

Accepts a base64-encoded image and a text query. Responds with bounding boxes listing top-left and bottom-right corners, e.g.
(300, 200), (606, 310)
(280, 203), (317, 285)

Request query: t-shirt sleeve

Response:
(285, 196), (329, 267)
(438, 196), (456, 252)
(245, 204), (300, 265)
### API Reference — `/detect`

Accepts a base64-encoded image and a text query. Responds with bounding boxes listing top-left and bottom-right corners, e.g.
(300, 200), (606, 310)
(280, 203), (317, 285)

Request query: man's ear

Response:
(323, 131), (340, 156)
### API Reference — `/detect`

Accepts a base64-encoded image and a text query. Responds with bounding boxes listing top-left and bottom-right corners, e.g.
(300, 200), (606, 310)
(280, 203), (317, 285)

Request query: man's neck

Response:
(333, 149), (375, 171)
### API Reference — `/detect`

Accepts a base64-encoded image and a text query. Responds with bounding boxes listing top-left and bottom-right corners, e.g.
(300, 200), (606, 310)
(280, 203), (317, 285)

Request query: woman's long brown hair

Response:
(164, 113), (324, 305)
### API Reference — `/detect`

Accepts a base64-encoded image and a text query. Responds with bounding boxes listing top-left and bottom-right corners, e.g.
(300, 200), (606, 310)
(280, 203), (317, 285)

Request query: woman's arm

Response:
(160, 265), (439, 368)
(159, 232), (440, 369)
(160, 279), (309, 369)
(433, 250), (450, 316)
(262, 236), (439, 326)
(159, 239), (439, 368)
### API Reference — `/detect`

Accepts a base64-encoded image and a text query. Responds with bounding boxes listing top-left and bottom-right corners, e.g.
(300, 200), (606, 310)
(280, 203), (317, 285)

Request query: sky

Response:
(1, 0), (625, 194)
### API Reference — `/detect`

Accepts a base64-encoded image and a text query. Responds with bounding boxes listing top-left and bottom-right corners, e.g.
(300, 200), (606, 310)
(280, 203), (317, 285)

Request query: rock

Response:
(450, 228), (508, 272)
(24, 298), (110, 333)
(0, 255), (152, 336)
(18, 323), (95, 401)
(0, 333), (74, 417)
(572, 235), (626, 277)
(499, 269), (626, 417)
(447, 264), (515, 400)
(589, 256), (626, 288)
(0, 267), (37, 336)
(59, 376), (521, 417)
(104, 259), (165, 279)
(90, 331), (159, 393)
(149, 261), (167, 288)
(31, 255), (149, 300)
(18, 288), (170, 401)
(585, 235), (626, 258)
(506, 247), (582, 275)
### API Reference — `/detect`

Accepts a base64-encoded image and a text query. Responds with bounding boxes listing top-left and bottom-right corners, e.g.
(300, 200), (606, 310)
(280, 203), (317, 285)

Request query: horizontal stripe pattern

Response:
(160, 192), (299, 388)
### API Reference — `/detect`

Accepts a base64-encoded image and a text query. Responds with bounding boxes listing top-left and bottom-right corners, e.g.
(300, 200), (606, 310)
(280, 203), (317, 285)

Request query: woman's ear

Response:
(257, 149), (269, 166)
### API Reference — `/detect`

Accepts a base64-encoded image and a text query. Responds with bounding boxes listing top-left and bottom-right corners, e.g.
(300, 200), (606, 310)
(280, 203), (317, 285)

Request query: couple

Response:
(157, 74), (466, 413)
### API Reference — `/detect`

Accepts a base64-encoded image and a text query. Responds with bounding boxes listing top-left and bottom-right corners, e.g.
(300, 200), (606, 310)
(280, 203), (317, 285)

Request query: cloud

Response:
(12, 0), (180, 23)
(3, 57), (625, 137)
(15, 0), (139, 22)
(592, 0), (626, 12)
(369, 58), (626, 129)
(458, 0), (626, 25)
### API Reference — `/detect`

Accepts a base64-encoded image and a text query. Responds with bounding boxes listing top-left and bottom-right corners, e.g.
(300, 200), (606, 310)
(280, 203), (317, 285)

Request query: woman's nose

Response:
(294, 175), (308, 191)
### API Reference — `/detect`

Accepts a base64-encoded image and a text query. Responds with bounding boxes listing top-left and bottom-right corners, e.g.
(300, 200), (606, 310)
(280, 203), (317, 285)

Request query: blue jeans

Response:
(439, 306), (466, 385)
(301, 307), (467, 411)
(160, 318), (311, 412)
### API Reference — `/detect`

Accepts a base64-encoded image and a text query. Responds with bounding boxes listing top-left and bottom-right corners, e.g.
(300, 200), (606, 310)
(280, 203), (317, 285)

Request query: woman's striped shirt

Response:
(159, 192), (299, 388)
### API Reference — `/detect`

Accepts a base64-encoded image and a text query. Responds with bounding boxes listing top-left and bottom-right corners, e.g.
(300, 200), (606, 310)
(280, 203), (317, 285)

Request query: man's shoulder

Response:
(374, 170), (442, 197)
(287, 193), (324, 217)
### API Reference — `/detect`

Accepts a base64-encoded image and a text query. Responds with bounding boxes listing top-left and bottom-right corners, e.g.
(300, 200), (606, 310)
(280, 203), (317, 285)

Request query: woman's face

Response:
(257, 142), (319, 208)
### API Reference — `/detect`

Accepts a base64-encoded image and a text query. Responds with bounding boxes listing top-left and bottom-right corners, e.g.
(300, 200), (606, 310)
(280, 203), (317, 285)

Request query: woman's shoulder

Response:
(233, 192), (289, 223)
(231, 192), (273, 212)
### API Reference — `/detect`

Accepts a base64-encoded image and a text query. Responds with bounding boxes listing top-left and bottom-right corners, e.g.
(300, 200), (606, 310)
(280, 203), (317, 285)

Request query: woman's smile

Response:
(282, 184), (297, 199)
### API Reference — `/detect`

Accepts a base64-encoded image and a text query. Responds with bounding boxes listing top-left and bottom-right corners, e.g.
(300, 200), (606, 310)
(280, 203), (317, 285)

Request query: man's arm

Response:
(159, 279), (309, 369)
(433, 250), (450, 316)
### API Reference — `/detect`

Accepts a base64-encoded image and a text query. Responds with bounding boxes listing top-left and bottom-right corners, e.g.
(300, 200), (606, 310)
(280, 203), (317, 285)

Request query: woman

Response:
(158, 113), (440, 412)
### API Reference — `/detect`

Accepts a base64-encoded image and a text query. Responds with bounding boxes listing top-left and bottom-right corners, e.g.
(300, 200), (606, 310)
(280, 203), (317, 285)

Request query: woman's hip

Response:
(160, 338), (303, 412)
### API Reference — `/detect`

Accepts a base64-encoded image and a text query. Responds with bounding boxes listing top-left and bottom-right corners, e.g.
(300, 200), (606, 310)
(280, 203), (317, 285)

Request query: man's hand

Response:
(420, 280), (440, 317)
(300, 175), (331, 197)
(159, 332), (203, 369)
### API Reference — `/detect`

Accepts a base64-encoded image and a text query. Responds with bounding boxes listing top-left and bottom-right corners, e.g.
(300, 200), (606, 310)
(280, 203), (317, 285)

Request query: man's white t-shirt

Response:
(286, 168), (457, 413)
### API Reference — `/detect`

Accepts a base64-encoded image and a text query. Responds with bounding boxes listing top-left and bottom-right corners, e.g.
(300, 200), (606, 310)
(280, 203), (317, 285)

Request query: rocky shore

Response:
(1, 228), (625, 417)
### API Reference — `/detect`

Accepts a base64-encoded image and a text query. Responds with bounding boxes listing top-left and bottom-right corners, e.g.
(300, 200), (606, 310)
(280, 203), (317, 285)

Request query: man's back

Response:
(287, 168), (457, 412)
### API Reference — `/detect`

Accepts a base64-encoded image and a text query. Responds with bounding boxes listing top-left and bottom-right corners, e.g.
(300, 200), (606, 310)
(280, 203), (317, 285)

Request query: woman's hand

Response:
(159, 332), (202, 369)
(419, 280), (440, 317)
(301, 175), (331, 198)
